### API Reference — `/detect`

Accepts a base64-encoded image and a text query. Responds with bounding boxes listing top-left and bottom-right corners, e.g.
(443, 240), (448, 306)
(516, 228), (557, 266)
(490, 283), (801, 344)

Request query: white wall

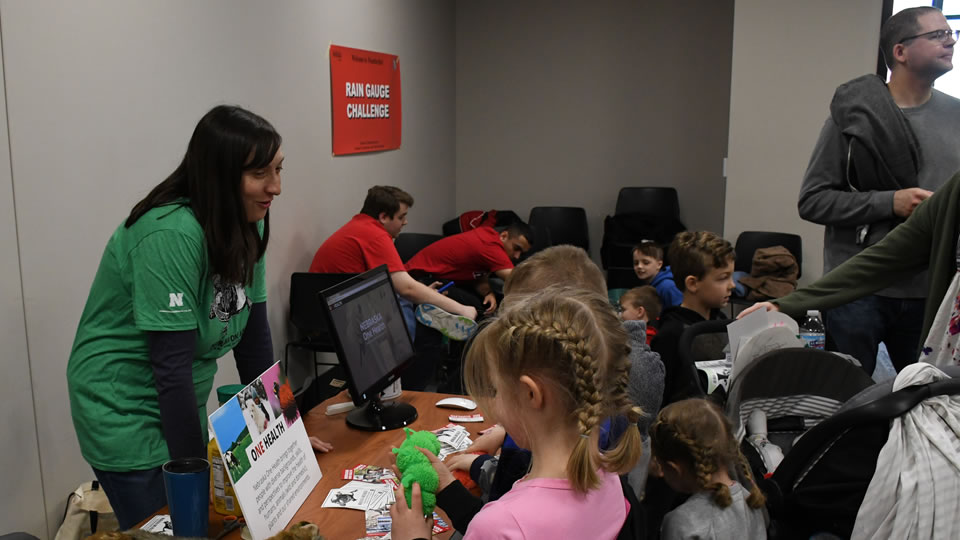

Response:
(0, 1), (454, 536)
(454, 0), (735, 257)
(725, 0), (883, 284)
(0, 33), (48, 537)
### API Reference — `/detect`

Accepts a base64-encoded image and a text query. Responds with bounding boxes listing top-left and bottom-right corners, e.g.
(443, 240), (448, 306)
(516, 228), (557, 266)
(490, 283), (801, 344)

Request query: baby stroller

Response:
(763, 364), (960, 539)
(725, 347), (875, 449)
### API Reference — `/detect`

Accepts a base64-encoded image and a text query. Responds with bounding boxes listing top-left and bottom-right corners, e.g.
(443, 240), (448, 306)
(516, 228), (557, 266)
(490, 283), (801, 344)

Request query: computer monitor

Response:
(318, 265), (418, 430)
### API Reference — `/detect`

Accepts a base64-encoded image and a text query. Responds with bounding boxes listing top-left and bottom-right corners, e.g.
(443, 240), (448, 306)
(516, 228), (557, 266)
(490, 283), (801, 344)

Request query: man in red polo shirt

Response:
(309, 186), (478, 342)
(405, 222), (533, 314)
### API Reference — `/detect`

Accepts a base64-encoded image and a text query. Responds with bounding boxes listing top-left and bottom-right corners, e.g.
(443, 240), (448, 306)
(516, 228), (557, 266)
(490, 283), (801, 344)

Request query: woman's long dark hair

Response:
(126, 105), (281, 285)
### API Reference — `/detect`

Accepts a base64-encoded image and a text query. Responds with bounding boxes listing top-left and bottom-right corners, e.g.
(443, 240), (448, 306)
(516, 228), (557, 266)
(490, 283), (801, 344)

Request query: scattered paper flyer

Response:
(432, 513), (451, 534)
(343, 464), (398, 485)
(140, 514), (173, 535)
(322, 480), (395, 511)
(365, 508), (392, 537)
(432, 424), (473, 460)
(363, 509), (451, 537)
(695, 358), (732, 394)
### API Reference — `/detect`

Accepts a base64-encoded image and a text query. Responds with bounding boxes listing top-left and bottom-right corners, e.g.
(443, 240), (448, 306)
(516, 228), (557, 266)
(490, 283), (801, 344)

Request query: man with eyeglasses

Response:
(796, 6), (960, 376)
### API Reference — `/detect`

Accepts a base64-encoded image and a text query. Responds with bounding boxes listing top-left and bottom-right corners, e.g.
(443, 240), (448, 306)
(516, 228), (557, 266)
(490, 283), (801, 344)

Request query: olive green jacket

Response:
(777, 171), (960, 346)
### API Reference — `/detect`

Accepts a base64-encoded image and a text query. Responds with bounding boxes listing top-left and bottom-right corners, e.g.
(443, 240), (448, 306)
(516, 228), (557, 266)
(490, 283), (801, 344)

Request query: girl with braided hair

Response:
(650, 398), (768, 539)
(435, 285), (644, 538)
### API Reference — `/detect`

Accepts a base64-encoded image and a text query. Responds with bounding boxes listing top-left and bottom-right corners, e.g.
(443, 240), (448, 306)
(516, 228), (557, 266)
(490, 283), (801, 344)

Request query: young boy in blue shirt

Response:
(633, 240), (683, 309)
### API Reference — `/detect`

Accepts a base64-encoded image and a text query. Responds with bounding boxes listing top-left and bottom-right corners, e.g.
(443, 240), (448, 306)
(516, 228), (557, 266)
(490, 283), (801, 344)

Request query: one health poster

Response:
(209, 361), (322, 539)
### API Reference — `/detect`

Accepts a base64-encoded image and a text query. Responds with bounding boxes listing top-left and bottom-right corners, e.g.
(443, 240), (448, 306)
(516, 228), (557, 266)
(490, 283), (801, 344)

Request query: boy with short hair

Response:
(309, 185), (478, 352)
(651, 231), (735, 405)
(619, 285), (661, 345)
(633, 240), (683, 309)
(406, 221), (534, 315)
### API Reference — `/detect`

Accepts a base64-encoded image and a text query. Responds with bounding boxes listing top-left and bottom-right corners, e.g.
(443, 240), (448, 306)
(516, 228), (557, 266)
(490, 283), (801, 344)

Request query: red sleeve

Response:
(361, 233), (406, 273)
(478, 237), (514, 273)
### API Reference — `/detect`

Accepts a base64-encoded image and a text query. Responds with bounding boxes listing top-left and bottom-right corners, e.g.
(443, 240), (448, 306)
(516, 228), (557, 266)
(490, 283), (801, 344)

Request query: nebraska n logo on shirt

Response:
(160, 292), (191, 313)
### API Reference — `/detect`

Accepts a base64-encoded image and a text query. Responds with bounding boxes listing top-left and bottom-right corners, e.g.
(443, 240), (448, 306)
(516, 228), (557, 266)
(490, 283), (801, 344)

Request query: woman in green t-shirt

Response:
(66, 105), (286, 528)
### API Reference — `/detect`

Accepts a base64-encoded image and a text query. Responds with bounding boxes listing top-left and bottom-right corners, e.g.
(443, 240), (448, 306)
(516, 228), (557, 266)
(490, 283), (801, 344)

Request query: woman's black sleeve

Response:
(148, 329), (205, 460)
(233, 301), (274, 384)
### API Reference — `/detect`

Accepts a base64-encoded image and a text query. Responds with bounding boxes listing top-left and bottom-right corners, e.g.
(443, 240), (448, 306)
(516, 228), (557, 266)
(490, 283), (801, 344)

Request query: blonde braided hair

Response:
(464, 285), (643, 493)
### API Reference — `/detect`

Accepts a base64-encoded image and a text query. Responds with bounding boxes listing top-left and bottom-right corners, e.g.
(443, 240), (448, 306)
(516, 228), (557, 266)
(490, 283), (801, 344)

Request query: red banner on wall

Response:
(329, 45), (402, 155)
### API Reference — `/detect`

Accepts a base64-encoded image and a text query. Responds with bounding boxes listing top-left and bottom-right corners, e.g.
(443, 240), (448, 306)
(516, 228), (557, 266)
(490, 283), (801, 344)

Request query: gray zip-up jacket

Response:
(798, 75), (960, 299)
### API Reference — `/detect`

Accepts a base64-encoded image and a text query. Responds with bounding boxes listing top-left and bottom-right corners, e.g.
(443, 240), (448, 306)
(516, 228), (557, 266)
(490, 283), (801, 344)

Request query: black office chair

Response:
(516, 223), (552, 263)
(528, 206), (589, 251)
(734, 231), (803, 279)
(394, 232), (442, 263)
(677, 319), (733, 403)
(728, 231), (803, 317)
(601, 188), (685, 287)
(615, 187), (680, 218)
(285, 272), (357, 401)
(441, 217), (461, 237)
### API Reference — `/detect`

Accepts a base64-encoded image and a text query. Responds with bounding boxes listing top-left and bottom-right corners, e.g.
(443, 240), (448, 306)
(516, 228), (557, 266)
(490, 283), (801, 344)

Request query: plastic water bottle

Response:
(799, 310), (826, 350)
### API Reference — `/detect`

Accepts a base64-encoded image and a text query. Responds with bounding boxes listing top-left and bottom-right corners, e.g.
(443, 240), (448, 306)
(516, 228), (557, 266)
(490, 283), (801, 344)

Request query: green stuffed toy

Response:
(392, 427), (442, 515)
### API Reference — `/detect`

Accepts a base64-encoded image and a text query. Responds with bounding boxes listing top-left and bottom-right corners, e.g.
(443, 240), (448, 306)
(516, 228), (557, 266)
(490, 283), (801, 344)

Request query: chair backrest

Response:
(517, 223), (552, 262)
(678, 319), (731, 365)
(394, 232), (442, 263)
(441, 216), (461, 237)
(528, 206), (589, 251)
(677, 319), (732, 399)
(734, 230), (803, 278)
(289, 272), (357, 337)
(615, 187), (680, 217)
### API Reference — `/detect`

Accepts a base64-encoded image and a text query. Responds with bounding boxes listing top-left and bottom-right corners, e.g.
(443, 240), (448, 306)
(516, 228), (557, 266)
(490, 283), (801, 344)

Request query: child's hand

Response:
(387, 447), (401, 479)
(736, 301), (779, 319)
(389, 482), (433, 539)
(463, 424), (506, 455)
(444, 452), (479, 472)
(309, 437), (333, 453)
(417, 447), (456, 491)
(483, 292), (497, 314)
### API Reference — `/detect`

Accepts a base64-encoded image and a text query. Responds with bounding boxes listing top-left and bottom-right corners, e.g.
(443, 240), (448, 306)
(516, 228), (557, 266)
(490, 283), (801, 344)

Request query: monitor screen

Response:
(319, 265), (415, 405)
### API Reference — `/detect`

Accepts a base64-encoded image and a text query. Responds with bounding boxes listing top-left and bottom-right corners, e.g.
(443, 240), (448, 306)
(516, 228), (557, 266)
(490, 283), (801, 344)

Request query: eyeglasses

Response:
(898, 28), (960, 44)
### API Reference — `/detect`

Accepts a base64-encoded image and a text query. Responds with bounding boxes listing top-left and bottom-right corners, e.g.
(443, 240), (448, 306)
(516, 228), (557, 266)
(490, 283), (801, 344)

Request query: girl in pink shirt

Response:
(392, 286), (644, 539)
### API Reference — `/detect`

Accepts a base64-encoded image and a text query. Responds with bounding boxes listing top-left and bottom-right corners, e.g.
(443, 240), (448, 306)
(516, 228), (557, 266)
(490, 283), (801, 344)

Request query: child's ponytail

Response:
(599, 340), (645, 474)
(736, 448), (767, 509)
(561, 322), (605, 493)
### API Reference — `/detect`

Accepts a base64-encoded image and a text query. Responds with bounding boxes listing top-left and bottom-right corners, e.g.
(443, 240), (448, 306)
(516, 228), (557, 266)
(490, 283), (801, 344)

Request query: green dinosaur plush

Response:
(391, 427), (442, 515)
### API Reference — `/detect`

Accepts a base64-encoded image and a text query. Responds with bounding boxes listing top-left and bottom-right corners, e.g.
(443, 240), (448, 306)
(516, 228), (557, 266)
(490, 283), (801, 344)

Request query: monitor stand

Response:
(346, 397), (418, 431)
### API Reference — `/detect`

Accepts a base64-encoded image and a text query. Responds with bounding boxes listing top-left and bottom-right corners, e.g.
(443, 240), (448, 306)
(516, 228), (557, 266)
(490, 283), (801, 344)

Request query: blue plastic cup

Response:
(162, 457), (210, 537)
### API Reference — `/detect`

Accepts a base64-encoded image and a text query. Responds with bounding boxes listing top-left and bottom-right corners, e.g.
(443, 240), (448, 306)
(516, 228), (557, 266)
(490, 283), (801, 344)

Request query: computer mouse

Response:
(435, 397), (477, 410)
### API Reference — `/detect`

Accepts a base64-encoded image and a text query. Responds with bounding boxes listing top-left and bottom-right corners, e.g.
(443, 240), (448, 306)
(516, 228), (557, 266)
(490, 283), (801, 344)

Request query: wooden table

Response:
(141, 391), (489, 539)
(289, 390), (492, 539)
